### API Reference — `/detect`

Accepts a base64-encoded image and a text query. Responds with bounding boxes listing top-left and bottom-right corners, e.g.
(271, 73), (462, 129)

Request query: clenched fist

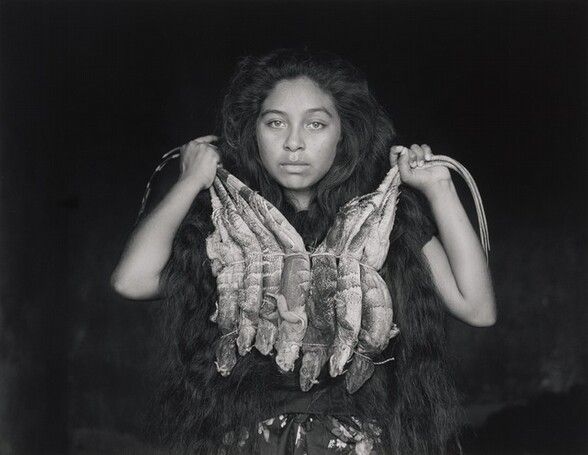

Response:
(178, 135), (221, 189)
(389, 143), (452, 199)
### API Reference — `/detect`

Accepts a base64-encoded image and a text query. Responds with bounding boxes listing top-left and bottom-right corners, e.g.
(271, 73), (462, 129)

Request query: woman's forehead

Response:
(261, 76), (336, 114)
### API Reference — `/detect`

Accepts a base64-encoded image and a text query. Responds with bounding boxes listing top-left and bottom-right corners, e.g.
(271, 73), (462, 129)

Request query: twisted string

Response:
(373, 357), (396, 366)
(311, 252), (379, 271)
(299, 343), (396, 366)
(219, 329), (238, 340)
(352, 349), (396, 365)
(215, 252), (380, 272)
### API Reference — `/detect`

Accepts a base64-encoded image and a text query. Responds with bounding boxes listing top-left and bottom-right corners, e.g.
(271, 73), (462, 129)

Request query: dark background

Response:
(1, 1), (586, 454)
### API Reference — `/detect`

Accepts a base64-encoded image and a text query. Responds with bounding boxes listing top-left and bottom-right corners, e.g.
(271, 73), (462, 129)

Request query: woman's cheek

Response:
(257, 136), (277, 169)
(318, 136), (339, 171)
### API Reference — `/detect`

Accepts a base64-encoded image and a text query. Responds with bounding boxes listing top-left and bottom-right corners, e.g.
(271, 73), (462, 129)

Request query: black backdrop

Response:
(1, 1), (586, 454)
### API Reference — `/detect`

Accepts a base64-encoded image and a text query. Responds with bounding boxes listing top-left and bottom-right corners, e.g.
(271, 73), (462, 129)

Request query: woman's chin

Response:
(274, 174), (313, 191)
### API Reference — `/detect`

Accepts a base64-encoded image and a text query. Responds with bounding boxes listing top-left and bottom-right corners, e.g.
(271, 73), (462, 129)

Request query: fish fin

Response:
(345, 355), (375, 394)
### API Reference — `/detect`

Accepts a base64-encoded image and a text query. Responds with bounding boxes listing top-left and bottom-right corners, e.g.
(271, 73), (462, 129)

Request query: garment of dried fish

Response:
(300, 199), (372, 387)
(216, 169), (282, 355)
(212, 177), (263, 356)
(329, 194), (382, 377)
(299, 251), (337, 391)
(346, 167), (402, 392)
(360, 166), (402, 269)
(205, 185), (243, 376)
(140, 149), (489, 390)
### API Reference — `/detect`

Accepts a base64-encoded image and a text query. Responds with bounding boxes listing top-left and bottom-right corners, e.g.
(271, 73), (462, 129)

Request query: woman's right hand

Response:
(178, 135), (221, 189)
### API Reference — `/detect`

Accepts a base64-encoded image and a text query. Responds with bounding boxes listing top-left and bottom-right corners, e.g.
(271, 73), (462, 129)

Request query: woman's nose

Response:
(284, 127), (305, 152)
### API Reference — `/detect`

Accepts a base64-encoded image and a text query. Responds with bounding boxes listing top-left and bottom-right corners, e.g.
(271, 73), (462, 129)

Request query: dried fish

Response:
(346, 167), (402, 392)
(205, 185), (242, 376)
(299, 253), (337, 391)
(329, 195), (380, 377)
(253, 198), (310, 372)
(212, 177), (263, 356)
(300, 200), (370, 387)
(216, 169), (283, 355)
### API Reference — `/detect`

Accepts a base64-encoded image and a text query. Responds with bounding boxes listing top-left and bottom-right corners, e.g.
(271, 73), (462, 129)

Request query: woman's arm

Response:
(111, 136), (220, 300)
(422, 181), (496, 326)
(391, 144), (497, 327)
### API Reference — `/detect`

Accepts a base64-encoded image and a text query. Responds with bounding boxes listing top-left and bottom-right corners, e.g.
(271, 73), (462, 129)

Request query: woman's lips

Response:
(280, 163), (310, 172)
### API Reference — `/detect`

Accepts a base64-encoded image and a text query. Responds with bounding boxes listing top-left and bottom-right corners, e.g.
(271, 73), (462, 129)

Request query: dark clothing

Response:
(219, 413), (384, 455)
(275, 374), (354, 415)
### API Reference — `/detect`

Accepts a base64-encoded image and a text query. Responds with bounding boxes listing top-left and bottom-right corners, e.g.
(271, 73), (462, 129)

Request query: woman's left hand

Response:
(390, 144), (452, 198)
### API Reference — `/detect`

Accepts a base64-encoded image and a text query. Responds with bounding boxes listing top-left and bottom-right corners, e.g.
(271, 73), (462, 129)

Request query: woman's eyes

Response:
(267, 120), (286, 128)
(266, 120), (326, 130)
(308, 121), (326, 130)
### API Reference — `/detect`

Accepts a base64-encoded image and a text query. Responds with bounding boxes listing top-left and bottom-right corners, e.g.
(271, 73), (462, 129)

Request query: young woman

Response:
(112, 48), (496, 454)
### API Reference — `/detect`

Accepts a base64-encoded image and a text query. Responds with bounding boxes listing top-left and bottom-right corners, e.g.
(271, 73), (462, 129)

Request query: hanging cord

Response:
(421, 155), (490, 260)
(134, 146), (182, 225)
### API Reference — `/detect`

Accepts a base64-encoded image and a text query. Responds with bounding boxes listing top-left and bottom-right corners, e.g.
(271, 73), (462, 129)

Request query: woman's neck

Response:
(284, 189), (312, 212)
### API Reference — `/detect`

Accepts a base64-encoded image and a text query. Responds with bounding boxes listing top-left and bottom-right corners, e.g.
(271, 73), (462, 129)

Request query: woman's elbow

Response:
(464, 300), (497, 327)
(110, 270), (161, 300)
(110, 270), (135, 298)
(469, 312), (497, 327)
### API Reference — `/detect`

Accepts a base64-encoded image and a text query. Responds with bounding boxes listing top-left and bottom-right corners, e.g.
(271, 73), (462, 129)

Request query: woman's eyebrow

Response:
(259, 109), (286, 117)
(306, 107), (333, 118)
(259, 107), (333, 118)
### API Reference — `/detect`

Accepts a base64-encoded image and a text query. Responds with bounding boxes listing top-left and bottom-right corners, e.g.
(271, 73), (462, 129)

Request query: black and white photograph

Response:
(1, 1), (586, 454)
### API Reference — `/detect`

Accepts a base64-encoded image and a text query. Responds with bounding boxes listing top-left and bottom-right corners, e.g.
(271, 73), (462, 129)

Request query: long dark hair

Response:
(151, 48), (461, 454)
(218, 47), (394, 243)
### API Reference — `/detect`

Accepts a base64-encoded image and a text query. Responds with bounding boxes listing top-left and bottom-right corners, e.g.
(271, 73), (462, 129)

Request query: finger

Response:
(422, 144), (433, 161)
(410, 144), (425, 167)
(397, 146), (412, 178)
(389, 145), (404, 167)
(408, 147), (418, 168)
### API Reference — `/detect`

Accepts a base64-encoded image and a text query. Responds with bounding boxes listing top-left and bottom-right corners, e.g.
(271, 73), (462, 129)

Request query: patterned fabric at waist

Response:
(219, 413), (384, 455)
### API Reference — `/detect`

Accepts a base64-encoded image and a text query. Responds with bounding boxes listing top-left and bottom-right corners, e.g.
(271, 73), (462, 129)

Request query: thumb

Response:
(396, 146), (412, 180)
(389, 145), (402, 167)
(195, 134), (220, 144)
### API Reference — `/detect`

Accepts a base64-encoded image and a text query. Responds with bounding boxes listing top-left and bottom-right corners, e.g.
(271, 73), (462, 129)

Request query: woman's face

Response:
(255, 76), (342, 209)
